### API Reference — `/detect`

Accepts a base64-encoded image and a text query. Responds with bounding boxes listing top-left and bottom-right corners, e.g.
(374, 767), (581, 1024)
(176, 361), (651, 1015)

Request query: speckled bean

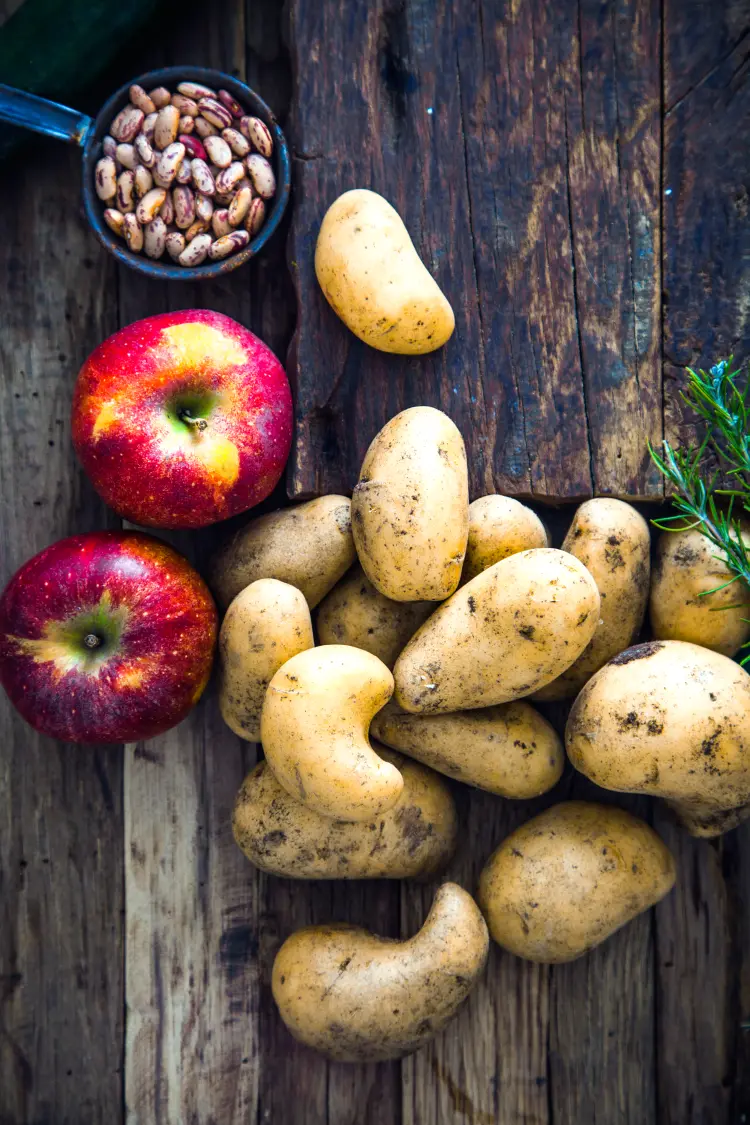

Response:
(212, 208), (232, 237)
(179, 115), (195, 135)
(159, 191), (175, 224)
(144, 215), (167, 258)
(245, 153), (275, 199)
(177, 81), (216, 99)
(191, 158), (215, 196)
(130, 84), (156, 115)
(194, 116), (218, 138)
(176, 158), (193, 185)
(178, 232), (212, 266)
(154, 142), (186, 188)
(134, 165), (154, 197)
(116, 169), (136, 212)
(110, 104), (144, 143)
(181, 134), (207, 160)
(134, 134), (156, 168)
(171, 93), (199, 117)
(165, 230), (186, 259)
(136, 187), (168, 224)
(122, 213), (143, 252)
(204, 135), (232, 168)
(218, 89), (243, 118)
(208, 229), (249, 259)
(215, 161), (245, 194)
(195, 193), (214, 222)
(115, 143), (137, 169)
(241, 115), (273, 158)
(228, 185), (253, 226)
(173, 185), (196, 229)
(102, 135), (117, 159)
(141, 112), (158, 143)
(95, 157), (117, 201)
(198, 97), (233, 129)
(244, 196), (265, 237)
(222, 127), (250, 157)
(153, 105), (180, 150)
(185, 218), (209, 241)
(149, 86), (172, 109)
(103, 208), (125, 236)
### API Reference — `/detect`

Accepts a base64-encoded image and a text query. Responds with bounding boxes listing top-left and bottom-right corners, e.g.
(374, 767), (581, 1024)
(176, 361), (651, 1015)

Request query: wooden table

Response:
(1, 0), (749, 1121)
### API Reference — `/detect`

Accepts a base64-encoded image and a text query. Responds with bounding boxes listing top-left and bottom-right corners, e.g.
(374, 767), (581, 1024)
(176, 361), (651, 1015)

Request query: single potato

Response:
(566, 639), (750, 836)
(316, 565), (434, 669)
(209, 495), (356, 610)
(461, 495), (549, 583)
(232, 749), (457, 879)
(477, 801), (675, 962)
(394, 548), (600, 713)
(314, 188), (455, 354)
(218, 579), (314, 741)
(260, 644), (403, 821)
(534, 498), (650, 700)
(370, 700), (563, 797)
(272, 882), (488, 1060)
(650, 525), (750, 657)
(352, 407), (469, 602)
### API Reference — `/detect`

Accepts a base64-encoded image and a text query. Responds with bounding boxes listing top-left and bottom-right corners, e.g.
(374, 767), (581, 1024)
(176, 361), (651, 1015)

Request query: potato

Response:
(209, 495), (356, 611)
(477, 801), (675, 963)
(566, 639), (750, 836)
(650, 525), (750, 657)
(461, 495), (549, 583)
(534, 498), (650, 700)
(352, 407), (469, 602)
(393, 547), (600, 713)
(272, 882), (488, 1060)
(218, 579), (314, 741)
(316, 565), (434, 669)
(260, 644), (403, 821)
(370, 700), (563, 797)
(314, 189), (455, 355)
(232, 749), (457, 879)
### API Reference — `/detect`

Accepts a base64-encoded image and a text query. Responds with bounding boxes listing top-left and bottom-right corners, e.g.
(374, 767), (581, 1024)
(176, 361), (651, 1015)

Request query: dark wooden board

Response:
(0, 148), (124, 1125)
(1, 0), (750, 1122)
(285, 0), (664, 503)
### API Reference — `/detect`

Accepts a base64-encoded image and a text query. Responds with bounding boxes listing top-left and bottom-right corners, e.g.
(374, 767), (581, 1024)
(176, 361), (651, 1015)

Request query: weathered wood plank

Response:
(663, 0), (750, 449)
(403, 786), (553, 1125)
(653, 812), (735, 1125)
(566, 0), (663, 497)
(118, 4), (306, 1122)
(659, 4), (750, 1118)
(0, 146), (124, 1125)
(548, 785), (656, 1125)
(286, 0), (663, 502)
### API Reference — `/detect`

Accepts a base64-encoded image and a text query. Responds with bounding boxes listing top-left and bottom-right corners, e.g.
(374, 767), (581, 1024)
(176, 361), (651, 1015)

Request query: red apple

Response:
(0, 531), (217, 743)
(71, 310), (293, 529)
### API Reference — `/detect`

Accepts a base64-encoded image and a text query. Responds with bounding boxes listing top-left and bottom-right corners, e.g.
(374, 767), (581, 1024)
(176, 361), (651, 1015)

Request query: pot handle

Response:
(0, 84), (93, 146)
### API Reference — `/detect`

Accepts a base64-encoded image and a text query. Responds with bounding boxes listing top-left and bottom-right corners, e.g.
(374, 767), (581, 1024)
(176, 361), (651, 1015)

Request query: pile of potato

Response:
(209, 405), (750, 1062)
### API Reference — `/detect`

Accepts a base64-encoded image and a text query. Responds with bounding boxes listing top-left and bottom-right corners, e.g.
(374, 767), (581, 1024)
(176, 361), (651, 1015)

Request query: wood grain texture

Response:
(402, 786), (554, 1125)
(286, 0), (663, 502)
(548, 785), (656, 1125)
(653, 812), (735, 1125)
(663, 0), (750, 448)
(0, 147), (124, 1124)
(117, 4), (299, 1123)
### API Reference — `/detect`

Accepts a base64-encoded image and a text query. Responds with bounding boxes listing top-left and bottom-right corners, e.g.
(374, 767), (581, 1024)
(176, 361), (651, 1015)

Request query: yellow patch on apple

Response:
(158, 322), (247, 374)
(92, 399), (120, 439)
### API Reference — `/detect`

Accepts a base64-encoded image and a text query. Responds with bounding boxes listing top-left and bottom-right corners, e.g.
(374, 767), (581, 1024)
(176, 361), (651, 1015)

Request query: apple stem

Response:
(84, 633), (102, 650)
(179, 410), (208, 433)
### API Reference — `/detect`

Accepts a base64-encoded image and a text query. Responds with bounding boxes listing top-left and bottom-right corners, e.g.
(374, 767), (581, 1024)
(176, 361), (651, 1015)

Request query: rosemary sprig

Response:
(649, 359), (750, 663)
